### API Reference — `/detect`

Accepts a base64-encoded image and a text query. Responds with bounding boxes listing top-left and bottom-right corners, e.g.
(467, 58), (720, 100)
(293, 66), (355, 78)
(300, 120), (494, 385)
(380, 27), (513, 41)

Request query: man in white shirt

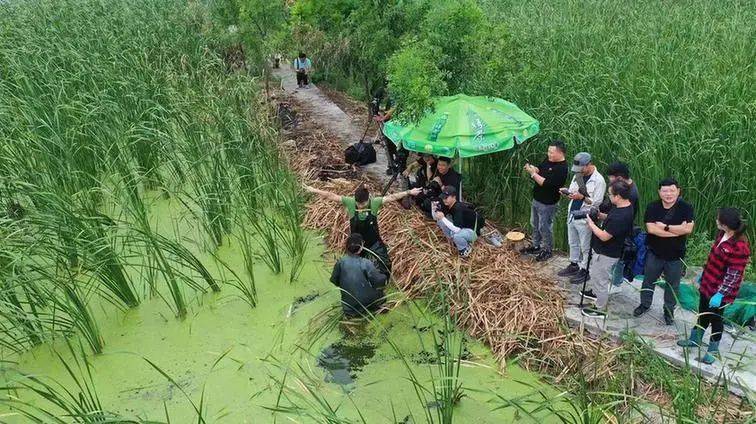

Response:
(294, 52), (312, 88)
(557, 152), (607, 284)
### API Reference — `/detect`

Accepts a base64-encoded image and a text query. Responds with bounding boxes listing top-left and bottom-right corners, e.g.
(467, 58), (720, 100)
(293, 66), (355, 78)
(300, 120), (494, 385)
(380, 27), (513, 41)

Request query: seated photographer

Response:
(403, 153), (438, 189)
(330, 233), (388, 318)
(580, 180), (635, 318)
(304, 183), (420, 276)
(433, 186), (482, 258)
(433, 157), (462, 198)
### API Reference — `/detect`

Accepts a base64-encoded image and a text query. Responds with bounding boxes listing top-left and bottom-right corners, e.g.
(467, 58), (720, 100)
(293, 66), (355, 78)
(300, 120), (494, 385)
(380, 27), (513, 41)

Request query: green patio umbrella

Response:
(382, 94), (539, 158)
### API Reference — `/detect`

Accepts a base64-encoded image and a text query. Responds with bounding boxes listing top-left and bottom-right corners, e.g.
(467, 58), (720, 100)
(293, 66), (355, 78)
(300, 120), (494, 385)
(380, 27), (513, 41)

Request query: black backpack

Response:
(344, 141), (376, 166)
(461, 202), (486, 235)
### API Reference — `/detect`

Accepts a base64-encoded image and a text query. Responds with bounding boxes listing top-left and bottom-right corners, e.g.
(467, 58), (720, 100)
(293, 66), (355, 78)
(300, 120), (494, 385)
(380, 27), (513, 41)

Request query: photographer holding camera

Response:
(521, 140), (569, 262)
(557, 152), (607, 284)
(371, 82), (409, 177)
(433, 186), (482, 258)
(580, 180), (635, 318)
(633, 177), (695, 325)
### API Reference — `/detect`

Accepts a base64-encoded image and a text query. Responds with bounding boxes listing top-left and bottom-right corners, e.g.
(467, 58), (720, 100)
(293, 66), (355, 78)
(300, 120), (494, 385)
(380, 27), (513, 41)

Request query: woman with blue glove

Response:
(678, 208), (751, 364)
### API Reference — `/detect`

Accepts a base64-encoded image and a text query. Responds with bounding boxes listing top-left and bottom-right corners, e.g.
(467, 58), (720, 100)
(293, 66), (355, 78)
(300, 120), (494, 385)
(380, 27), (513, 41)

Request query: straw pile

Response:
(278, 93), (752, 422)
(280, 97), (616, 378)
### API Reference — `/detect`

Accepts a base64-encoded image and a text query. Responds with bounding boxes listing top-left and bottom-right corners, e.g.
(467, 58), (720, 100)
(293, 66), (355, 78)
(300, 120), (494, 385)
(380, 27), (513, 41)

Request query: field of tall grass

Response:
(290, 0), (755, 256)
(0, 0), (306, 355)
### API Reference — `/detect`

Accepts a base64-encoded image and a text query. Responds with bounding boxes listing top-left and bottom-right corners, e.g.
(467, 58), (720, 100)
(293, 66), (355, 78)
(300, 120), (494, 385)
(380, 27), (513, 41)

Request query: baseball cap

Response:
(572, 152), (592, 173)
(440, 186), (457, 199)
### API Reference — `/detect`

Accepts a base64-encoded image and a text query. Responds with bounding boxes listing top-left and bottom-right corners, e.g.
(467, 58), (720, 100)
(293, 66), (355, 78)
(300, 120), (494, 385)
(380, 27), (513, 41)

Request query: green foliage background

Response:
(284, 0), (755, 255)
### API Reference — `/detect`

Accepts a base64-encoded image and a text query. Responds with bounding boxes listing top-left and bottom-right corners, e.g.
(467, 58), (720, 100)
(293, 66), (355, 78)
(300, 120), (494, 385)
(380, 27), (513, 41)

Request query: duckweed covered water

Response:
(0, 192), (559, 422)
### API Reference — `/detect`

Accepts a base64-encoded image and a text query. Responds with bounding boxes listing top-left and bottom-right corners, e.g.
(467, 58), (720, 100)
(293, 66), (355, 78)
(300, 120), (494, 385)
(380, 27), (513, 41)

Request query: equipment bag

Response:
(461, 202), (486, 236)
(631, 231), (648, 277)
(344, 141), (376, 166)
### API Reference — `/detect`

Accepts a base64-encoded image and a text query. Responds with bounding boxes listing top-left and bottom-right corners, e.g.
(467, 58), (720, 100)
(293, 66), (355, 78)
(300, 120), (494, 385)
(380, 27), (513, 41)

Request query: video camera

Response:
(571, 196), (612, 221)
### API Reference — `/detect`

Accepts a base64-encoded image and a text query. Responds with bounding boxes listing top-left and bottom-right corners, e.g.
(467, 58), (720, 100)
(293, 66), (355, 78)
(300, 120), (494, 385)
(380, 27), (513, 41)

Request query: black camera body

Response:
(571, 206), (599, 221)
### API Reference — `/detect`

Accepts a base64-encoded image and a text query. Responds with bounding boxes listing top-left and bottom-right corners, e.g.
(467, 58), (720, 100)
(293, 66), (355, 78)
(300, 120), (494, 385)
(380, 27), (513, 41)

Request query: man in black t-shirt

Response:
(633, 177), (695, 324)
(434, 157), (462, 198)
(604, 162), (640, 288)
(522, 140), (569, 262)
(581, 181), (635, 318)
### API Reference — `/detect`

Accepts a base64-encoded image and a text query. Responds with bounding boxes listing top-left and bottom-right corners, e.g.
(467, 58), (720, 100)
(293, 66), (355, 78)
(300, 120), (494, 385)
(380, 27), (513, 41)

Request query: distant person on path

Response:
(557, 152), (607, 284)
(604, 162), (640, 288)
(433, 186), (483, 258)
(580, 180), (635, 318)
(633, 177), (695, 325)
(330, 233), (388, 318)
(521, 140), (569, 262)
(678, 208), (750, 364)
(294, 52), (312, 88)
(304, 184), (420, 275)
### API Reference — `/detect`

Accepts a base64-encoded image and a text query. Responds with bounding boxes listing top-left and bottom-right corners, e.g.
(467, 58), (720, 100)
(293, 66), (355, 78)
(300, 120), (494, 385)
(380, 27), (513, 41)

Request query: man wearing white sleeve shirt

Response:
(557, 152), (607, 284)
(433, 186), (481, 258)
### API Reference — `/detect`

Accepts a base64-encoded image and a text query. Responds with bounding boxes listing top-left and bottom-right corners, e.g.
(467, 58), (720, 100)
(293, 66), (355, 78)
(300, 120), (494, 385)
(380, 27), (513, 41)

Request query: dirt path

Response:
(273, 67), (391, 186)
(272, 66), (754, 400)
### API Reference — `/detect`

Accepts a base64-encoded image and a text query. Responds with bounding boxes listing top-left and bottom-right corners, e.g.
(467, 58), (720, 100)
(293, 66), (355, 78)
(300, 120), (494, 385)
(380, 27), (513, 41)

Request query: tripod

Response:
(578, 236), (594, 309)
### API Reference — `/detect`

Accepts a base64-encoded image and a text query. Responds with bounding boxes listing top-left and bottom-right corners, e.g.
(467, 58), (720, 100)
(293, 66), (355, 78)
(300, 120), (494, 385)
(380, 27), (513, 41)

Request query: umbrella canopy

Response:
(382, 94), (539, 158)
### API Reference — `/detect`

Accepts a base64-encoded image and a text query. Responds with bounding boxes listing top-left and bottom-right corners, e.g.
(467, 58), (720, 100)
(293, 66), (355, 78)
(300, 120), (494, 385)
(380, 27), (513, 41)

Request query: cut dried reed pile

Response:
(282, 102), (618, 378)
(280, 93), (751, 422)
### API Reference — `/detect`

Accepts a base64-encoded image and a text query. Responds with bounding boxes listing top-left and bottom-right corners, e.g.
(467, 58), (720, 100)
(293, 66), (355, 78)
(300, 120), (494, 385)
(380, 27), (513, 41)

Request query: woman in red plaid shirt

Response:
(678, 208), (751, 364)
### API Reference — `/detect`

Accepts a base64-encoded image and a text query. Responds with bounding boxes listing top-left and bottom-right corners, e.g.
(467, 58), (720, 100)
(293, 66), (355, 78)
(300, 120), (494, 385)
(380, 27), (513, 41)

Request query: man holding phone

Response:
(522, 140), (569, 261)
(557, 152), (607, 284)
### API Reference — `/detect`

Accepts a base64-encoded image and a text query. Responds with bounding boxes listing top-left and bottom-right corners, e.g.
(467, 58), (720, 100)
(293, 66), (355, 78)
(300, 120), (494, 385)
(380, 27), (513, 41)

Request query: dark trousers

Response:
(696, 294), (725, 342)
(640, 251), (683, 315)
(362, 241), (391, 277)
(296, 71), (308, 86)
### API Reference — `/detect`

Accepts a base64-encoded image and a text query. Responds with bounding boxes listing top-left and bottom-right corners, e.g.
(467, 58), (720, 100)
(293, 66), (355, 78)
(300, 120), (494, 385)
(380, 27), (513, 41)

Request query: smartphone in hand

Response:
(559, 188), (570, 196)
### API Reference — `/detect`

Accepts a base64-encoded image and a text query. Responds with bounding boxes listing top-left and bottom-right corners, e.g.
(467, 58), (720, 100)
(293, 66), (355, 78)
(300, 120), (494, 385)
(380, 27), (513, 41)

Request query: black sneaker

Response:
(580, 289), (597, 301)
(633, 305), (649, 317)
(535, 250), (552, 262)
(557, 263), (580, 277)
(520, 245), (541, 255)
(581, 307), (606, 318)
(569, 269), (589, 285)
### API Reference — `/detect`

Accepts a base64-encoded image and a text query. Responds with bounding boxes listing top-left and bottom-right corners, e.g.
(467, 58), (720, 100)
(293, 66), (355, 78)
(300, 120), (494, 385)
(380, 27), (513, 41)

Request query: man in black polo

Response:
(633, 177), (695, 325)
(433, 157), (461, 196)
(521, 140), (569, 262)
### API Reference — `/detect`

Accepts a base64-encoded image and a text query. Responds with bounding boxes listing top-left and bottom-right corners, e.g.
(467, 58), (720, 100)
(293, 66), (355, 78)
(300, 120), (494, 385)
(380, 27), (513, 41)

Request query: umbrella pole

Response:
(459, 154), (463, 202)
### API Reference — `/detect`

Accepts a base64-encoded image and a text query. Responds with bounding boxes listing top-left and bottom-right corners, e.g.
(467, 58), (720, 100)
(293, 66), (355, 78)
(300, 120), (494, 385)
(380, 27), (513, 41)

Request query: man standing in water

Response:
(330, 233), (388, 318)
(304, 183), (420, 276)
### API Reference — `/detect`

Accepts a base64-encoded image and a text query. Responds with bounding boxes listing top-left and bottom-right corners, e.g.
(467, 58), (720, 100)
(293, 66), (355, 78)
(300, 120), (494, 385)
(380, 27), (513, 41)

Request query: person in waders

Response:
(330, 233), (388, 318)
(305, 183), (421, 276)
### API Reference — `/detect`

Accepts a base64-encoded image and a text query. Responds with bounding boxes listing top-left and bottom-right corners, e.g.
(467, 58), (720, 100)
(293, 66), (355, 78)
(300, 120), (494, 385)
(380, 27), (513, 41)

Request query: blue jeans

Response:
(530, 199), (557, 252)
(437, 220), (476, 253)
